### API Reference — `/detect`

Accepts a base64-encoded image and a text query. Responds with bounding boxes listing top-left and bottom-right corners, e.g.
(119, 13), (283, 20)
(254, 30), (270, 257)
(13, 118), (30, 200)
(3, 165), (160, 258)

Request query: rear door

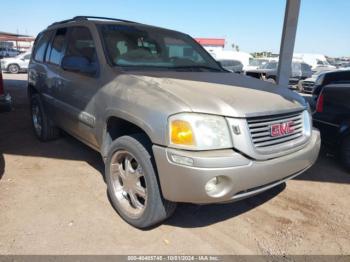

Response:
(44, 27), (69, 128)
(28, 30), (53, 109)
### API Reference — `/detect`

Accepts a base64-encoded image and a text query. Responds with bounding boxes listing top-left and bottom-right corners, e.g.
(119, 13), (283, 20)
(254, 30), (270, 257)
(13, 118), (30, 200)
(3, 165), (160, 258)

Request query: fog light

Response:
(205, 177), (219, 193)
(171, 154), (194, 166)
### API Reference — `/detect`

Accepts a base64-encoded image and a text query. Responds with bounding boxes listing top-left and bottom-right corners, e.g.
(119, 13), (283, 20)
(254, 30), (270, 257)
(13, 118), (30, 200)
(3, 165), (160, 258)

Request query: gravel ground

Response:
(0, 73), (349, 255)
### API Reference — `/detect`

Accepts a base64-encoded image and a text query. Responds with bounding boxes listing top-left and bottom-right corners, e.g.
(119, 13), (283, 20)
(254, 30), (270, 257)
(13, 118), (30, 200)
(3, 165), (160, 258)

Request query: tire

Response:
(340, 136), (350, 172)
(7, 64), (20, 74)
(266, 78), (276, 84)
(105, 134), (177, 228)
(30, 94), (60, 141)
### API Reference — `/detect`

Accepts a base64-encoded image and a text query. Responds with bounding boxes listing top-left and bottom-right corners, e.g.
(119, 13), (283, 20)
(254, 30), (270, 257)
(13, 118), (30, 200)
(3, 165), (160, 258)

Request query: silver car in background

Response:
(1, 52), (31, 74)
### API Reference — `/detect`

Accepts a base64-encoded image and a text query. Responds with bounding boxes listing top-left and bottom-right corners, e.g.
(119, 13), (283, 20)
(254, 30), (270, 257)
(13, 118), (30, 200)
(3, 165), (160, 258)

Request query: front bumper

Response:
(153, 129), (321, 204)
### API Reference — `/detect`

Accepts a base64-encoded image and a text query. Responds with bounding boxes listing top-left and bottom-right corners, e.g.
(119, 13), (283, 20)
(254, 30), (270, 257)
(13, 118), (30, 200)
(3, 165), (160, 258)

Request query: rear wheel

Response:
(30, 94), (60, 141)
(340, 136), (350, 172)
(8, 64), (20, 74)
(105, 134), (176, 228)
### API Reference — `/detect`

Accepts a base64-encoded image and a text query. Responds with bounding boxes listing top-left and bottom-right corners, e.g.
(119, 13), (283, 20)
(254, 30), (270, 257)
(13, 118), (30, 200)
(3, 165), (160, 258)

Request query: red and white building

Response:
(0, 31), (35, 52)
(194, 38), (225, 54)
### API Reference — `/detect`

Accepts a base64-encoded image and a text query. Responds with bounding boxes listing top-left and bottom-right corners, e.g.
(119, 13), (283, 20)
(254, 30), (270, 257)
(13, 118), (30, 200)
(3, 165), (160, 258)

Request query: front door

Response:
(51, 26), (100, 148)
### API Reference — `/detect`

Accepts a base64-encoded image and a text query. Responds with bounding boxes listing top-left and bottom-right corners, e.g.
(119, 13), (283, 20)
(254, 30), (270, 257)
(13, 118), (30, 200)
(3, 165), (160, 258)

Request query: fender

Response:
(100, 108), (162, 160)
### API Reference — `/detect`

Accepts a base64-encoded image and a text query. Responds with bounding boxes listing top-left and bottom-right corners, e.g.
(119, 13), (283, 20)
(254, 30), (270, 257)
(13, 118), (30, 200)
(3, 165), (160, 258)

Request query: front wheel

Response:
(8, 64), (20, 74)
(105, 134), (176, 228)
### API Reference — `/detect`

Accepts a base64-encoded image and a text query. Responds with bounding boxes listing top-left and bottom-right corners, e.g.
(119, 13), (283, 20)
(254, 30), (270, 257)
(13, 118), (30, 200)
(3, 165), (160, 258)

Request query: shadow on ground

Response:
(165, 183), (286, 228)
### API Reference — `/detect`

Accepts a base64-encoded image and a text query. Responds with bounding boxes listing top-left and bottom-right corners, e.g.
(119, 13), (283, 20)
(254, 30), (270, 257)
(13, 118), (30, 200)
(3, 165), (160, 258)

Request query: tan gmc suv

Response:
(28, 16), (321, 228)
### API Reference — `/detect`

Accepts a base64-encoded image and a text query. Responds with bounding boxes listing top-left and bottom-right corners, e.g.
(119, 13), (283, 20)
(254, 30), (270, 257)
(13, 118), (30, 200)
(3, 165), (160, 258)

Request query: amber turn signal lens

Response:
(170, 120), (195, 145)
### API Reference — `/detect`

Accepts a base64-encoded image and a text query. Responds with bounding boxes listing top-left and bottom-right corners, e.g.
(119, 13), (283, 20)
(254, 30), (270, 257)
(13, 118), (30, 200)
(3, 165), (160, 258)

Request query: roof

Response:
(195, 38), (225, 47)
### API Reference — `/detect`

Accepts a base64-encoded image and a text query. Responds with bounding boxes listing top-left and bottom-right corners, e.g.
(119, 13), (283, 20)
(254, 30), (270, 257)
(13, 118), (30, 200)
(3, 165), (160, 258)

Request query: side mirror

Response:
(61, 55), (97, 75)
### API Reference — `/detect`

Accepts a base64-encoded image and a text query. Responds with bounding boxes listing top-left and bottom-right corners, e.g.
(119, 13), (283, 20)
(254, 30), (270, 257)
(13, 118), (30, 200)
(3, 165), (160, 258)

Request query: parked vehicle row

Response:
(28, 16), (320, 228)
(245, 61), (313, 87)
(0, 47), (21, 59)
(298, 70), (350, 95)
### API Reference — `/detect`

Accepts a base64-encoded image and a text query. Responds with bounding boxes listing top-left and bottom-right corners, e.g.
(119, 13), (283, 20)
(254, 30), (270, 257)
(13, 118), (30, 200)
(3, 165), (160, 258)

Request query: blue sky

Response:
(1, 0), (349, 57)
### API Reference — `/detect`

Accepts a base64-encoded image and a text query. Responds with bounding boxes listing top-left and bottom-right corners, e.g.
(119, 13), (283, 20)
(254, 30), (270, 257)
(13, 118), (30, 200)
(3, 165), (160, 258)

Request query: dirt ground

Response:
(0, 73), (349, 255)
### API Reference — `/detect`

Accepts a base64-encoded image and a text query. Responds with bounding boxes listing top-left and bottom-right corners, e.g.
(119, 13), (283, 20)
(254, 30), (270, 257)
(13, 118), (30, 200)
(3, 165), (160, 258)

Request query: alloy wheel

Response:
(110, 150), (147, 219)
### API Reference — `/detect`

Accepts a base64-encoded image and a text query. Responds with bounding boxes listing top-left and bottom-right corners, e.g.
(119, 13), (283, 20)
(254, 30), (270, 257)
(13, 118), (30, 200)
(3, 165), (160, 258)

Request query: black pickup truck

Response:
(313, 82), (350, 171)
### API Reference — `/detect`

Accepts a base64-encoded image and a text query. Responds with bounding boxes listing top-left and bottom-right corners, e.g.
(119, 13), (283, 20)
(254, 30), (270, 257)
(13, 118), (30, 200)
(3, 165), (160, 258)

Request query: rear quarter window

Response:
(33, 31), (52, 62)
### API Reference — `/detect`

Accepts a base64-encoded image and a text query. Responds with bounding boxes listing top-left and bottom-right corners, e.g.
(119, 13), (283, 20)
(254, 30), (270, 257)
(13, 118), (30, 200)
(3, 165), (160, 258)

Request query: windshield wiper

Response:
(171, 65), (223, 72)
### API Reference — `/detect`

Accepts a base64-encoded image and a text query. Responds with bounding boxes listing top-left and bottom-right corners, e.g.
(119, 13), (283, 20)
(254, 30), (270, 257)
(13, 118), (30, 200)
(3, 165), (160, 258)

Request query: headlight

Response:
(303, 110), (312, 137)
(168, 113), (233, 150)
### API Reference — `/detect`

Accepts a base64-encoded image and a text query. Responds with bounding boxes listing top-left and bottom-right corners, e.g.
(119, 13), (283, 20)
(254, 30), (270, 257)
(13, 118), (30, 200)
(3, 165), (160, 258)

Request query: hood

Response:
(123, 71), (306, 118)
(1, 57), (17, 63)
(304, 76), (317, 82)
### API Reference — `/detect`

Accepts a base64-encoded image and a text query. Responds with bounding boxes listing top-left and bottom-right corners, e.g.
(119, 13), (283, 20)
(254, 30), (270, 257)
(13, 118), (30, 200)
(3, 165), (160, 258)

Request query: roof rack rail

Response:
(73, 16), (139, 24)
(48, 16), (138, 28)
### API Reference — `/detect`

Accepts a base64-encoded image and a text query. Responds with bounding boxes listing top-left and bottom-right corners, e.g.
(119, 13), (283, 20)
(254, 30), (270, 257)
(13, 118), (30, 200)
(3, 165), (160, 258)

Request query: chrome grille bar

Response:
(247, 111), (304, 149)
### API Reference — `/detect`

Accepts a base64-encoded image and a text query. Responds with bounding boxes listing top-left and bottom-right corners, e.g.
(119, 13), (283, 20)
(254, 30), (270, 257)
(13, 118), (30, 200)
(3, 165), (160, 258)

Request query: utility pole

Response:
(277, 0), (301, 87)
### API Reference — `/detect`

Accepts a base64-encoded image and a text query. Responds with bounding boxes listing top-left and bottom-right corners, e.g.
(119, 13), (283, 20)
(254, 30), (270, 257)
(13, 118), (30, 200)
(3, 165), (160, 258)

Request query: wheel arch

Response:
(101, 112), (156, 160)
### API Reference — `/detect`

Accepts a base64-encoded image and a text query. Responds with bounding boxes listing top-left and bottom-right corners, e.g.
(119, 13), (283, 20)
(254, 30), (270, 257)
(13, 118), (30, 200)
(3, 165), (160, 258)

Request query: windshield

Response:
(249, 59), (268, 67)
(99, 24), (223, 71)
(260, 62), (278, 69)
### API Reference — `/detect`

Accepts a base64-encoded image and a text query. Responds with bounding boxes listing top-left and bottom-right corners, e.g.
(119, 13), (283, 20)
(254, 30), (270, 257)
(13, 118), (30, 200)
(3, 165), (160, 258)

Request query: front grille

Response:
(247, 111), (304, 148)
(302, 81), (315, 92)
(289, 79), (299, 85)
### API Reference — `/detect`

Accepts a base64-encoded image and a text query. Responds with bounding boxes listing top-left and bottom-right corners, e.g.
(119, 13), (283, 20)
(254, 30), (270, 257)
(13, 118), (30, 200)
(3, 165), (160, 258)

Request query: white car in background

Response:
(0, 52), (31, 74)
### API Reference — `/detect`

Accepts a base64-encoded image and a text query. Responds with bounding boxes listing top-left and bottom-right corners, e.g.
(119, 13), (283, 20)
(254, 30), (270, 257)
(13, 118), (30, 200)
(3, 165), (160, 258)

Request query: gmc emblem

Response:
(270, 121), (295, 137)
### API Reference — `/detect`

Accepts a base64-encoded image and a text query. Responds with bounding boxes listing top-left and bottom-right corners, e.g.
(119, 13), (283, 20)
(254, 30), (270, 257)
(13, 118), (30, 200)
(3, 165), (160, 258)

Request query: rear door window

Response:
(47, 28), (68, 65)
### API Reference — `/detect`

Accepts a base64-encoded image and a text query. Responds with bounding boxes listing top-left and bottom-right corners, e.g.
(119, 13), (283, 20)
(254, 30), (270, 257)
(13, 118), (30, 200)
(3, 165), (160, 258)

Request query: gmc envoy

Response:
(28, 16), (321, 228)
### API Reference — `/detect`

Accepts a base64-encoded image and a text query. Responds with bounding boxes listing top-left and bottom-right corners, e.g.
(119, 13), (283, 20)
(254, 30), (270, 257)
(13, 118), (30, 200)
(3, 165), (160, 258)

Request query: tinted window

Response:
(261, 62), (278, 69)
(301, 63), (311, 71)
(66, 27), (97, 63)
(326, 71), (350, 85)
(33, 31), (52, 62)
(47, 28), (67, 65)
(219, 60), (241, 67)
(24, 54), (31, 60)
